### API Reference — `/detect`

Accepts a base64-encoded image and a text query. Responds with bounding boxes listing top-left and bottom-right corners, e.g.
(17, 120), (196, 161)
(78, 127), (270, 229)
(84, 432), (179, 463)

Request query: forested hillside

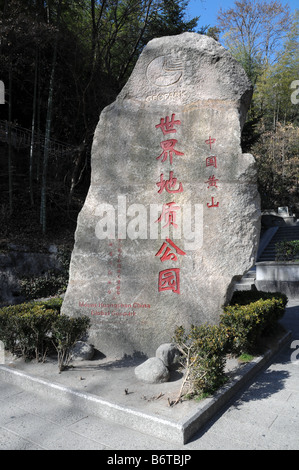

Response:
(0, 0), (298, 250)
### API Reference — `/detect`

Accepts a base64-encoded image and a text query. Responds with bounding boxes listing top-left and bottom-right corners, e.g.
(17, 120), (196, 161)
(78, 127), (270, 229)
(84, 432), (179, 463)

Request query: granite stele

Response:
(61, 33), (261, 357)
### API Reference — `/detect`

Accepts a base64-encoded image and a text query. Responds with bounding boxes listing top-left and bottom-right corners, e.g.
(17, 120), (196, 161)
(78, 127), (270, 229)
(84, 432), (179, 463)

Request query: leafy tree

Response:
(0, 0), (200, 237)
(252, 123), (299, 211)
(217, 0), (292, 83)
(206, 26), (221, 41)
(40, 0), (62, 234)
(254, 11), (299, 129)
(145, 0), (198, 39)
(217, 1), (299, 212)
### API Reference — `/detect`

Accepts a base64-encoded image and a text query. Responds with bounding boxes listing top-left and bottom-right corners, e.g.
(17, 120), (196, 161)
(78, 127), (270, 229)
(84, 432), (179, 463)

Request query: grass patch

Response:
(238, 353), (254, 363)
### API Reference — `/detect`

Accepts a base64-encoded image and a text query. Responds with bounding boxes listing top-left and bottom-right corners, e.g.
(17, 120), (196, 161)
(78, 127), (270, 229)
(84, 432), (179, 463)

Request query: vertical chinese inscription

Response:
(106, 239), (123, 298)
(154, 113), (186, 294)
(205, 136), (220, 208)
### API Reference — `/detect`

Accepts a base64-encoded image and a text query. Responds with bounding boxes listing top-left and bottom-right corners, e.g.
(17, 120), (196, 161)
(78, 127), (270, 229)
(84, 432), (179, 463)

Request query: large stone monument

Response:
(61, 33), (261, 357)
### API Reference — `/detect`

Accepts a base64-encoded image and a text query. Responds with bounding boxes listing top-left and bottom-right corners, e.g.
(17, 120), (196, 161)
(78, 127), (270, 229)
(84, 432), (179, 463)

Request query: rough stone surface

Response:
(71, 341), (95, 361)
(62, 33), (261, 357)
(156, 343), (181, 369)
(134, 357), (170, 384)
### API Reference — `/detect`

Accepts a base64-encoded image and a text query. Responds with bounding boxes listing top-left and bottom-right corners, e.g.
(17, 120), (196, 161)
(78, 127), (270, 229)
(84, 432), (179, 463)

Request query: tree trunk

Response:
(30, 49), (38, 206)
(8, 66), (13, 215)
(40, 44), (57, 234)
(36, 64), (41, 182)
(40, 0), (61, 234)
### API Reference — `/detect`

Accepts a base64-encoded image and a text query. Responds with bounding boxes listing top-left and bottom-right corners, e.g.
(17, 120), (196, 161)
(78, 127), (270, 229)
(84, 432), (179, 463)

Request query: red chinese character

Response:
(206, 175), (219, 188)
(155, 238), (186, 262)
(157, 139), (184, 165)
(156, 171), (183, 194)
(155, 114), (181, 135)
(206, 156), (217, 168)
(158, 268), (180, 294)
(156, 202), (180, 228)
(207, 196), (219, 208)
(205, 136), (216, 149)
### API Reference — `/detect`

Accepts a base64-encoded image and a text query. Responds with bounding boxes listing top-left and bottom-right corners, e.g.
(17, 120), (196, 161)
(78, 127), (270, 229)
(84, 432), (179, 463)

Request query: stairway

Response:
(234, 224), (299, 291)
(257, 225), (299, 262)
(233, 266), (256, 291)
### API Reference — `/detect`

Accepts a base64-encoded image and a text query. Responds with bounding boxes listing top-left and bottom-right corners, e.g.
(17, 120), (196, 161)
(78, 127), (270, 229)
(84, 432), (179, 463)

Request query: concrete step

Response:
(242, 271), (256, 279)
(235, 225), (299, 291)
(234, 267), (256, 291)
(234, 281), (255, 291)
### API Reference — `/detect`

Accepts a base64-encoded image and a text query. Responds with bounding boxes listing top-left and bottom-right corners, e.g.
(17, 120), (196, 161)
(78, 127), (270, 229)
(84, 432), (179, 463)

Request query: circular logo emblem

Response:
(146, 55), (183, 87)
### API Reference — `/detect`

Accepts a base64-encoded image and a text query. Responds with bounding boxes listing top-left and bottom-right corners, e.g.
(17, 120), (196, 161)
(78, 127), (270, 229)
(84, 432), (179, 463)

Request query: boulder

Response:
(134, 357), (170, 384)
(71, 341), (94, 361)
(61, 32), (260, 357)
(156, 343), (181, 370)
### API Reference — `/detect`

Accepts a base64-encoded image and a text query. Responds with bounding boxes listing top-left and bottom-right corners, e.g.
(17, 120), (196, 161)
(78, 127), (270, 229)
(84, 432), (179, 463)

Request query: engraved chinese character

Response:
(158, 268), (180, 294)
(155, 113), (181, 135)
(156, 202), (180, 228)
(205, 136), (216, 149)
(207, 196), (219, 208)
(205, 175), (219, 188)
(157, 139), (184, 165)
(155, 238), (186, 262)
(206, 156), (217, 168)
(156, 171), (183, 194)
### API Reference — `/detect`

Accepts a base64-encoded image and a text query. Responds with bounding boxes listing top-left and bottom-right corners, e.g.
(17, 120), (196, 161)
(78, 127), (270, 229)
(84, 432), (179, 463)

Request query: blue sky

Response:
(186, 0), (298, 32)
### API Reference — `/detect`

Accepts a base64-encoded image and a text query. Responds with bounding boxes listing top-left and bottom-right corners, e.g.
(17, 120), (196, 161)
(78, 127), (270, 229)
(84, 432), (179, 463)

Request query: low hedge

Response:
(174, 324), (232, 397)
(230, 290), (288, 307)
(0, 300), (59, 359)
(221, 291), (287, 354)
(0, 298), (90, 369)
(174, 290), (287, 398)
(51, 314), (91, 371)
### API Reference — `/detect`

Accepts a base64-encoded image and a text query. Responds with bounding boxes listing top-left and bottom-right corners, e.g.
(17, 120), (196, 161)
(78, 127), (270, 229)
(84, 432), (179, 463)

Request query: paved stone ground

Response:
(0, 300), (298, 450)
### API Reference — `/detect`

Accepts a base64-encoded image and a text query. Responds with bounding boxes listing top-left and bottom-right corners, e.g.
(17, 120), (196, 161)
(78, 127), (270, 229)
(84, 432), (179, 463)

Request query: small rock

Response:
(71, 341), (94, 361)
(134, 357), (170, 384)
(156, 343), (181, 370)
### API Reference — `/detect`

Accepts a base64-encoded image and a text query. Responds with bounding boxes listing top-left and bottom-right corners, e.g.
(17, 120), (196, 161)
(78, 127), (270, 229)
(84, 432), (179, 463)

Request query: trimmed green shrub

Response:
(0, 300), (60, 360)
(51, 315), (91, 372)
(9, 307), (58, 361)
(276, 240), (299, 261)
(0, 297), (91, 371)
(20, 271), (67, 300)
(173, 323), (232, 398)
(230, 290), (288, 307)
(37, 297), (63, 312)
(220, 293), (287, 355)
(173, 290), (288, 399)
(0, 307), (16, 353)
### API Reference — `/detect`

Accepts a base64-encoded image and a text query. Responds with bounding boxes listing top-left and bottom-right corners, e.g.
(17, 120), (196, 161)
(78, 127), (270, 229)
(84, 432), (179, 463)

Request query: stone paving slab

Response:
(0, 427), (44, 450)
(0, 301), (298, 450)
(0, 328), (292, 446)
